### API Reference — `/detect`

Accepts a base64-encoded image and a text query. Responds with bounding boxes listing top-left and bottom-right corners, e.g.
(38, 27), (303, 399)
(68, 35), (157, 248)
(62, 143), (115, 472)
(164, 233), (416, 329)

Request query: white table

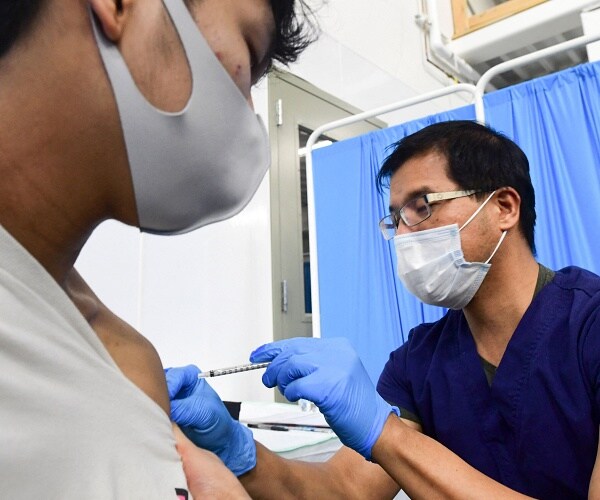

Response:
(241, 401), (342, 462)
(240, 401), (411, 499)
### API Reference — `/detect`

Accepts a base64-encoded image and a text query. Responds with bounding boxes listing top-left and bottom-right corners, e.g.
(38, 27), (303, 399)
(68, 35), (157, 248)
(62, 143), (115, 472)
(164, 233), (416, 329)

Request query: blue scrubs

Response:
(377, 267), (600, 499)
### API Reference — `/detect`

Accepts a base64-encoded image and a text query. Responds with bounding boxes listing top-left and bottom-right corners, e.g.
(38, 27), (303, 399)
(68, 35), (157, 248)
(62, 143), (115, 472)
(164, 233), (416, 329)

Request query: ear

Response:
(89, 0), (129, 42)
(495, 187), (521, 231)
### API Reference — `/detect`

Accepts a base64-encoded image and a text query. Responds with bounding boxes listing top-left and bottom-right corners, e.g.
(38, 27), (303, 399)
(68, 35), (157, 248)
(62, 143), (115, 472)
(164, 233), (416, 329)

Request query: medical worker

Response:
(168, 121), (600, 499)
(0, 0), (314, 497)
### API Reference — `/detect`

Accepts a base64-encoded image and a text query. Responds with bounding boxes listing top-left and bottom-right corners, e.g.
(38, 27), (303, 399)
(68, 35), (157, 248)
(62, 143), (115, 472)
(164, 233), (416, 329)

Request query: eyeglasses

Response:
(378, 189), (479, 240)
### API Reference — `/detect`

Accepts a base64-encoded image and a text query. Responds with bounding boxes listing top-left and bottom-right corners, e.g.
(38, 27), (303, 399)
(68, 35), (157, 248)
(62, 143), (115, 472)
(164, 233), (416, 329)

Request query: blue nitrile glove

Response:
(250, 338), (399, 460)
(165, 365), (256, 476)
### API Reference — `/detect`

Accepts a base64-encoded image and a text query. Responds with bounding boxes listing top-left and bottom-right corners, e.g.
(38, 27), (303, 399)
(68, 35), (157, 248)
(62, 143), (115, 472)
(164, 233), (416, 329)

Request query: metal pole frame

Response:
(475, 32), (600, 122)
(305, 29), (600, 338)
(305, 84), (477, 337)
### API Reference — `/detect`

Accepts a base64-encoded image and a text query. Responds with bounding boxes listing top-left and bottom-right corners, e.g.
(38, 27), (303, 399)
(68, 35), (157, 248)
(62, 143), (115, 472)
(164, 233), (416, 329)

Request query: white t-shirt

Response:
(0, 225), (190, 499)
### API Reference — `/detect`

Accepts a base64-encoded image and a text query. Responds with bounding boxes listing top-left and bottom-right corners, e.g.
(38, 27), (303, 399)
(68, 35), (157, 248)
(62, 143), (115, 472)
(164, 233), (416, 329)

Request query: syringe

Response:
(197, 362), (271, 378)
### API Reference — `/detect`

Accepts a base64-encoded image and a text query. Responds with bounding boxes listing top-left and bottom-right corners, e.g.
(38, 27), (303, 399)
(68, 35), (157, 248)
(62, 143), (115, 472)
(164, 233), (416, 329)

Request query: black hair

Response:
(377, 120), (537, 252)
(0, 0), (46, 59)
(0, 0), (318, 63)
(269, 0), (318, 68)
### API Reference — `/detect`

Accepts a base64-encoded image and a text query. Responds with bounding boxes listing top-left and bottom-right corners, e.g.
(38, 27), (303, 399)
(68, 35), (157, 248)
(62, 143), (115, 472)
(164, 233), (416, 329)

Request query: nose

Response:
(395, 223), (412, 237)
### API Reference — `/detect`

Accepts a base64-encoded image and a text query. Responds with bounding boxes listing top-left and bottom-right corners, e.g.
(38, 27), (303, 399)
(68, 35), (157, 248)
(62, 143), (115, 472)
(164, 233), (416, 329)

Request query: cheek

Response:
(214, 51), (252, 100)
(419, 213), (443, 231)
(461, 220), (496, 262)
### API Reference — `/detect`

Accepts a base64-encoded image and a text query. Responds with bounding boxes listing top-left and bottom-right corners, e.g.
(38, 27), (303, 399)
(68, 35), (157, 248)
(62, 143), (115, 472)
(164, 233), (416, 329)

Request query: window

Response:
(451, 0), (548, 38)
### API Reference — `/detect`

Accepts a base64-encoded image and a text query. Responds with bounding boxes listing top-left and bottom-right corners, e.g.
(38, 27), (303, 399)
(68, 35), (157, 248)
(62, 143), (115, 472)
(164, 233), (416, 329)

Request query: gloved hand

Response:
(250, 338), (399, 460)
(165, 365), (256, 476)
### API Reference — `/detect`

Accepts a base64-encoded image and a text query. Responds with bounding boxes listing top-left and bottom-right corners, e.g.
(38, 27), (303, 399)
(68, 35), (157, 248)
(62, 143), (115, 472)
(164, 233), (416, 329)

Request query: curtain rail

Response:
(306, 85), (477, 337)
(306, 30), (600, 338)
(475, 32), (600, 122)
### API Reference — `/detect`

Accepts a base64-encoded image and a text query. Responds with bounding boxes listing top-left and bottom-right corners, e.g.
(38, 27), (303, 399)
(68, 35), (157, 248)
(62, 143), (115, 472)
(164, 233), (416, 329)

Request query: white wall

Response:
(76, 0), (462, 402)
(582, 7), (600, 62)
(76, 174), (275, 402)
(295, 0), (469, 124)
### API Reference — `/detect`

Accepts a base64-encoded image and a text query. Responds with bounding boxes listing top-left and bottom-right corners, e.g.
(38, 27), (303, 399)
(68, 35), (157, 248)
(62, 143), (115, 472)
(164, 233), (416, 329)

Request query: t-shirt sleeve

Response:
(581, 307), (600, 413)
(377, 340), (420, 422)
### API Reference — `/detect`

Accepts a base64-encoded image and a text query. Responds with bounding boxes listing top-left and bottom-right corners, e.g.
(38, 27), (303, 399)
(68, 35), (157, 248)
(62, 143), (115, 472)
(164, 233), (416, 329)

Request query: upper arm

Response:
(581, 307), (600, 498)
(66, 268), (170, 415)
(377, 343), (420, 419)
(100, 311), (170, 414)
(582, 310), (600, 411)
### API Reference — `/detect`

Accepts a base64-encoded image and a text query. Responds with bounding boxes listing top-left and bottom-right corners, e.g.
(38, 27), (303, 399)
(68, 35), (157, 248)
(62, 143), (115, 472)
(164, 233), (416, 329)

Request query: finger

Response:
(165, 365), (201, 399)
(282, 369), (324, 405)
(165, 368), (184, 400)
(251, 337), (319, 363)
(260, 347), (298, 388)
(170, 398), (195, 426)
(250, 342), (286, 363)
(275, 355), (319, 395)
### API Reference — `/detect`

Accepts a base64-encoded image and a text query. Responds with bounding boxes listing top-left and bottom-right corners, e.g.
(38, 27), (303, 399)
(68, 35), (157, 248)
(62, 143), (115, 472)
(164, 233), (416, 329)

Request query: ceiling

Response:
(473, 27), (587, 89)
(443, 0), (598, 89)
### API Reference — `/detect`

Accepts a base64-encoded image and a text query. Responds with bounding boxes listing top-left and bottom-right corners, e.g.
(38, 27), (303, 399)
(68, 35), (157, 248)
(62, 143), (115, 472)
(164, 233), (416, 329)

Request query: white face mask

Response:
(91, 0), (270, 235)
(394, 191), (507, 310)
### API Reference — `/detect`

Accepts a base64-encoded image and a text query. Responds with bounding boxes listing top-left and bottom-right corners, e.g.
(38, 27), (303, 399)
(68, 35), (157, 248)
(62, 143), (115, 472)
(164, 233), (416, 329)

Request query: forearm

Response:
(240, 442), (399, 500)
(239, 442), (346, 499)
(372, 415), (534, 500)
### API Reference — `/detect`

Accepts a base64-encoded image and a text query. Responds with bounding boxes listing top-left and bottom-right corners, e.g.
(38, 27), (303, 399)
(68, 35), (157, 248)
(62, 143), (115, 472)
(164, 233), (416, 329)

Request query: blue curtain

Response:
(312, 61), (600, 383)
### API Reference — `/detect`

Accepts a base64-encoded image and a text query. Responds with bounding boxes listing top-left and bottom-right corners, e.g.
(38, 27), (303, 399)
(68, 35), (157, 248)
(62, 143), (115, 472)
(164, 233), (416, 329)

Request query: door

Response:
(268, 71), (384, 343)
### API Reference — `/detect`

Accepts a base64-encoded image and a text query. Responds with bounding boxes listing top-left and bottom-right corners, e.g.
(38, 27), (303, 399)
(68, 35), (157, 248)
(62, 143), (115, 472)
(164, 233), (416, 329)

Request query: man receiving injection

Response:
(0, 0), (315, 497)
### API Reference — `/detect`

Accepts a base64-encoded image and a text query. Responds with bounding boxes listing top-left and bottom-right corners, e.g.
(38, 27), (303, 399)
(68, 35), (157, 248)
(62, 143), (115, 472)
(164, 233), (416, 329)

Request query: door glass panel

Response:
(298, 126), (335, 315)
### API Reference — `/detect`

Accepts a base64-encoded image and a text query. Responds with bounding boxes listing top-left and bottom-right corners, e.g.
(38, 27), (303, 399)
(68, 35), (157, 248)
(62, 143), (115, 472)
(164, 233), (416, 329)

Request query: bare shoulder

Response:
(64, 268), (170, 415)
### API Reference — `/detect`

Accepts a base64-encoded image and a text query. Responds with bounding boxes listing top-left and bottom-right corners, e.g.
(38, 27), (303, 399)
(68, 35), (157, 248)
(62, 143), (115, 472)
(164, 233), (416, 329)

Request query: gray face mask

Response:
(91, 0), (270, 235)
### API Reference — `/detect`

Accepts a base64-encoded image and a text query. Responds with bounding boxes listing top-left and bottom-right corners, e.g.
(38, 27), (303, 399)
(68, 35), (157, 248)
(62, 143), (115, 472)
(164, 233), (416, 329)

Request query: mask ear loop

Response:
(484, 230), (508, 264)
(459, 190), (497, 231)
(457, 190), (507, 264)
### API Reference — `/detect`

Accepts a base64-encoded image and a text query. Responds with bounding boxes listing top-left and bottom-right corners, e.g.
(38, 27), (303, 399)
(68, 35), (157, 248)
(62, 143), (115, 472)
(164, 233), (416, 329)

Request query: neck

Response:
(462, 236), (539, 365)
(0, 5), (136, 285)
(0, 197), (104, 285)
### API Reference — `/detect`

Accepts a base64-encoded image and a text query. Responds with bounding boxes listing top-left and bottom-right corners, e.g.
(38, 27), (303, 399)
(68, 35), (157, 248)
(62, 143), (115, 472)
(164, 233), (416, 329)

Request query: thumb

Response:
(166, 365), (201, 400)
